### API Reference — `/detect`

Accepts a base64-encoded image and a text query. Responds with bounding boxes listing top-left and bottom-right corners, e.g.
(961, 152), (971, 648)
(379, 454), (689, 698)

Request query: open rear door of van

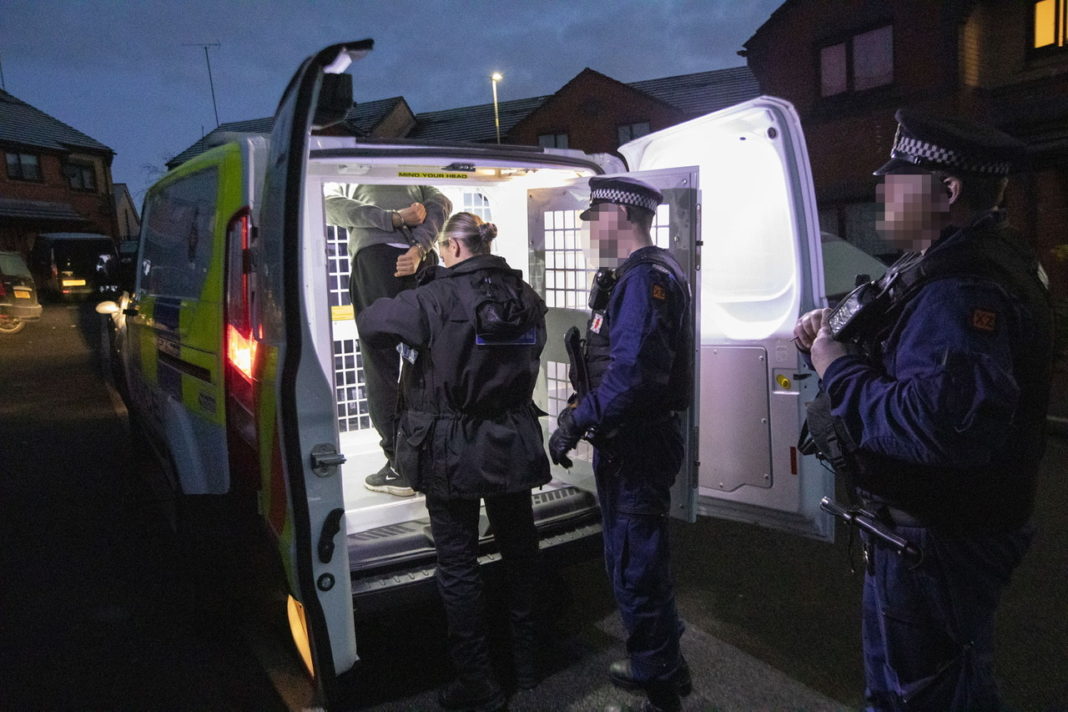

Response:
(256, 40), (371, 703)
(619, 97), (835, 541)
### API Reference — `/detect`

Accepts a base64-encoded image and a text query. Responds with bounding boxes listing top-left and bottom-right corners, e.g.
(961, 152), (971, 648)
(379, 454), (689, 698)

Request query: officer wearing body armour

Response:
(549, 177), (693, 712)
(794, 110), (1053, 712)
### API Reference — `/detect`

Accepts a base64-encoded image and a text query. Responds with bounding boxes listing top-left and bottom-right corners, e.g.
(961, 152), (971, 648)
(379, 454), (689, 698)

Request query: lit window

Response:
(820, 25), (894, 97)
(618, 121), (651, 146)
(1032, 0), (1067, 51)
(63, 162), (97, 191)
(538, 133), (568, 149)
(6, 152), (41, 181)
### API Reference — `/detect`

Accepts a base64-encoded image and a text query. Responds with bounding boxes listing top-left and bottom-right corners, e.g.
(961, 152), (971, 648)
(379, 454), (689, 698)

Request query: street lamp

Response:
(491, 72), (503, 144)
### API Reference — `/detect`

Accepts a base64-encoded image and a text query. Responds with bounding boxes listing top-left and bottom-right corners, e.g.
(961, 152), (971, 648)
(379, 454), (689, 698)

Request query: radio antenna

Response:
(184, 42), (221, 127)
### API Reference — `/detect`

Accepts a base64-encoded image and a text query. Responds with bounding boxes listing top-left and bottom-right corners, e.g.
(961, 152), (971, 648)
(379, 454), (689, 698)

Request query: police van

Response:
(99, 39), (853, 707)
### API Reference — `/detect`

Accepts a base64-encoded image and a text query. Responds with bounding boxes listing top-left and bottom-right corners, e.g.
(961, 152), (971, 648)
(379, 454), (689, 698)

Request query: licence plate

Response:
(14, 289), (30, 299)
(62, 279), (86, 287)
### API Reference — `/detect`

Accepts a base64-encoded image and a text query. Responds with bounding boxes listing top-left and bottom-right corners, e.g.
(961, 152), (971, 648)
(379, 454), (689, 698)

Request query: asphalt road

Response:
(1, 302), (1065, 711)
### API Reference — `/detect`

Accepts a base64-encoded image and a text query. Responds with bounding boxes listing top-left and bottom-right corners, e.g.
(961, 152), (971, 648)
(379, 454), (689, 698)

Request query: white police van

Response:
(100, 39), (852, 707)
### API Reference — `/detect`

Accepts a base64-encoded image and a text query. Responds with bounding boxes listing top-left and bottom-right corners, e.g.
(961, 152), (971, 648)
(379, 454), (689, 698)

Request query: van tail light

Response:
(227, 324), (258, 381)
(225, 207), (257, 384)
(0, 282), (6, 297)
(224, 207), (260, 492)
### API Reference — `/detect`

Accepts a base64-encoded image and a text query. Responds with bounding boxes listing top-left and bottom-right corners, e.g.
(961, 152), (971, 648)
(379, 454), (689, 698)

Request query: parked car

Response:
(0, 251), (44, 335)
(30, 232), (120, 301)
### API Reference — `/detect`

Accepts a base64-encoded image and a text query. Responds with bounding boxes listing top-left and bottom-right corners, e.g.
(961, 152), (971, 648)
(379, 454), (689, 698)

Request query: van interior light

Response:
(227, 324), (258, 381)
(287, 595), (316, 678)
(337, 163), (371, 175)
(443, 162), (476, 172)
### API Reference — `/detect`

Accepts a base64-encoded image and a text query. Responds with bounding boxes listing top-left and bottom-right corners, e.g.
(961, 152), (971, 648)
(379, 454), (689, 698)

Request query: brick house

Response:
(169, 66), (760, 166)
(113, 183), (140, 241)
(0, 88), (118, 254)
(742, 0), (1068, 296)
(408, 66), (760, 153)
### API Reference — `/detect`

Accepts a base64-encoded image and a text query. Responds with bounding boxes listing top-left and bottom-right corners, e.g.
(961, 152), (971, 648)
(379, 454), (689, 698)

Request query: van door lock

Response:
(311, 443), (346, 477)
(318, 508), (344, 564)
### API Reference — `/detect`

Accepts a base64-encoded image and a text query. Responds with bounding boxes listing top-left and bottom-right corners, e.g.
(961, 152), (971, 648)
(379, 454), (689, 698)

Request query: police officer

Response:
(325, 183), (452, 496)
(549, 177), (693, 712)
(357, 212), (549, 712)
(794, 110), (1053, 711)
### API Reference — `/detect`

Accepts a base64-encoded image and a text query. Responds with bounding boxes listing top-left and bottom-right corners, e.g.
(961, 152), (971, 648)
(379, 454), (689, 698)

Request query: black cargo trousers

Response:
(425, 491), (540, 688)
(350, 243), (419, 467)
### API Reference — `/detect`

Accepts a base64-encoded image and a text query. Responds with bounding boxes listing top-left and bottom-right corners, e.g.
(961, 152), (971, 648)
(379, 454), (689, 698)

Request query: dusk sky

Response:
(1, 0), (784, 203)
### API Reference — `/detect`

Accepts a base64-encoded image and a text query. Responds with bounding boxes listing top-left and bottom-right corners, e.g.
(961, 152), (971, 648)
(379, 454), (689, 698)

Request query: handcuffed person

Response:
(325, 183), (452, 497)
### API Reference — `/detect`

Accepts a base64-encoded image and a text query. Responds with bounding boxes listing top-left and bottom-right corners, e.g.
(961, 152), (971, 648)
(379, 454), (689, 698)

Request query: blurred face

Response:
(583, 204), (633, 269)
(875, 172), (950, 251)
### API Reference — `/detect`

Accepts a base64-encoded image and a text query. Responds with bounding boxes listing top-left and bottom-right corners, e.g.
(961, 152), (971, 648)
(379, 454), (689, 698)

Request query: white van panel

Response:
(620, 97), (833, 540)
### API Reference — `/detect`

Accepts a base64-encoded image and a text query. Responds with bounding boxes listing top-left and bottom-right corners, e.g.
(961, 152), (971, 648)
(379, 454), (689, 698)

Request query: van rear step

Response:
(348, 485), (600, 585)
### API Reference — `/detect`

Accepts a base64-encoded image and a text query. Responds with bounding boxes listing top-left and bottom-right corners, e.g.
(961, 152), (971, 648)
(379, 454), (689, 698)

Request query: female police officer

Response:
(356, 212), (549, 712)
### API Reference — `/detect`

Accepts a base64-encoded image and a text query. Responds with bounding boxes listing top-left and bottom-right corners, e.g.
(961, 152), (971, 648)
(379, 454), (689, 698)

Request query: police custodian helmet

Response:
(579, 176), (663, 220)
(874, 108), (1026, 177)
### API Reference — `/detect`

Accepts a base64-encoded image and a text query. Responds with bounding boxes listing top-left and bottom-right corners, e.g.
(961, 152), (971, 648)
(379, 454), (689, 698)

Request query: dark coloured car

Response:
(30, 232), (120, 301)
(0, 250), (43, 335)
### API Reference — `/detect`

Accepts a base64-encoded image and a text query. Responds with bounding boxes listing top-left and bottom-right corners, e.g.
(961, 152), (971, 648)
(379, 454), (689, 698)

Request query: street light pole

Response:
(491, 72), (503, 144)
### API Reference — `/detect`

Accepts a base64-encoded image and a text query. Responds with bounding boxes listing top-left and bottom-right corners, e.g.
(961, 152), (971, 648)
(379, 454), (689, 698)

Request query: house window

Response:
(63, 162), (97, 191)
(1032, 0), (1067, 53)
(538, 132), (568, 149)
(618, 121), (651, 146)
(5, 152), (42, 181)
(820, 25), (894, 97)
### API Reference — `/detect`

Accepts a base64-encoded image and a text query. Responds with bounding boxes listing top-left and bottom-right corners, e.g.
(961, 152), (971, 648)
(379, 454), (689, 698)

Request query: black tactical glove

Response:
(548, 406), (583, 469)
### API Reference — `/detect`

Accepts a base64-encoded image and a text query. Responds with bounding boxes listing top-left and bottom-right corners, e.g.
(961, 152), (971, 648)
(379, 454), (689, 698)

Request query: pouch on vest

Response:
(798, 391), (861, 481)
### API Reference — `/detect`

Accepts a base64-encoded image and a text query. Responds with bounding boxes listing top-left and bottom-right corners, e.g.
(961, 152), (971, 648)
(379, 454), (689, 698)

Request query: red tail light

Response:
(225, 208), (256, 383)
(227, 323), (258, 381)
(225, 207), (260, 483)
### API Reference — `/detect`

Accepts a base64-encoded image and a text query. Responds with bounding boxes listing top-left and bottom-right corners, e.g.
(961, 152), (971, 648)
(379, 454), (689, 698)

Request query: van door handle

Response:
(318, 508), (345, 563)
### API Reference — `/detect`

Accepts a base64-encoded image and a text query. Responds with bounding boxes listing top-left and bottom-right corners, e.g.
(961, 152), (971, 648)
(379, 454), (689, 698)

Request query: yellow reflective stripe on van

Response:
(141, 142), (248, 426)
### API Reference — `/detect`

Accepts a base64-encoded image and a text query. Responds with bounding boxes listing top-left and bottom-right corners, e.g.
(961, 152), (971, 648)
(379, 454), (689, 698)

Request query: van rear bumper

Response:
(351, 521), (602, 620)
(349, 485), (602, 619)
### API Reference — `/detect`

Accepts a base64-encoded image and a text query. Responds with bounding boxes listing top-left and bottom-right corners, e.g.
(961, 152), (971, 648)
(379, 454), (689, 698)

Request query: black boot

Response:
(607, 658), (692, 696)
(437, 677), (506, 712)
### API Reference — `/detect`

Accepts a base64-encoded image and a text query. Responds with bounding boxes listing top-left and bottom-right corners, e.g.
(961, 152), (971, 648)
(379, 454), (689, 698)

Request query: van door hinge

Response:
(311, 443), (346, 477)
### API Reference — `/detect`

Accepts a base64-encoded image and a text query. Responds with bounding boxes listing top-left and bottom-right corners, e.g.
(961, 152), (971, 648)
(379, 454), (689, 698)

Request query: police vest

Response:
(583, 248), (693, 413)
(807, 212), (1052, 529)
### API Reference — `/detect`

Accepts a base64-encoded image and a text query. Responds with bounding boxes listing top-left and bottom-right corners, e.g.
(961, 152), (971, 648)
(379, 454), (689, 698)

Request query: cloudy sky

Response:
(1, 0), (784, 202)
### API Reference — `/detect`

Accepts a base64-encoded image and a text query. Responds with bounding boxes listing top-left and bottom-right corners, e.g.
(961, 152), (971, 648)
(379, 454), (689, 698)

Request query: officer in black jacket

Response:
(357, 212), (549, 712)
(550, 177), (693, 712)
(795, 110), (1052, 711)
